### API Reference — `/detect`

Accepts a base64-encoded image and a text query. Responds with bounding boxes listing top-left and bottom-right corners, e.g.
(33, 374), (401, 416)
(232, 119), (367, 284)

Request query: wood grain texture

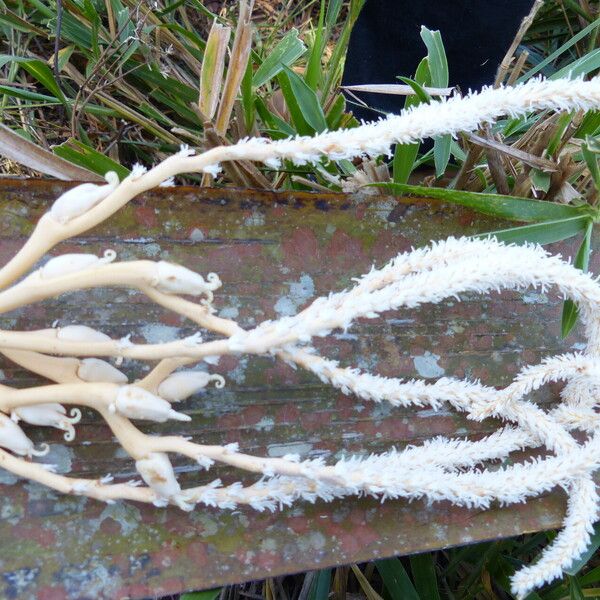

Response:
(0, 179), (587, 600)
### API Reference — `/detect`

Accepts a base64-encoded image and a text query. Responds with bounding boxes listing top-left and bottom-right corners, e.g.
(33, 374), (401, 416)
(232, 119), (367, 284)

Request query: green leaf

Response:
(53, 138), (130, 179)
(551, 48), (600, 80)
(518, 18), (600, 83)
(561, 219), (593, 337)
(326, 93), (346, 130)
(0, 85), (58, 103)
(376, 558), (420, 600)
(391, 61), (430, 183)
(582, 137), (600, 191)
(376, 183), (585, 222)
(325, 0), (343, 31)
(397, 76), (431, 104)
(409, 554), (440, 600)
(253, 29), (307, 88)
(479, 215), (589, 246)
(419, 27), (448, 88)
(434, 134), (452, 178)
(255, 97), (296, 137)
(393, 144), (420, 184)
(417, 30), (449, 176)
(181, 588), (220, 600)
(308, 569), (331, 600)
(575, 111), (600, 139)
(531, 169), (552, 193)
(241, 57), (255, 132)
(568, 575), (585, 600)
(304, 3), (325, 91)
(278, 66), (327, 134)
(0, 56), (66, 103)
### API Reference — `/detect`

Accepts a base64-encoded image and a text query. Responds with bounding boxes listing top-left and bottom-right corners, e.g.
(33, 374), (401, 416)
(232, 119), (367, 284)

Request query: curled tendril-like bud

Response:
(111, 386), (191, 422)
(135, 452), (193, 510)
(77, 358), (128, 384)
(0, 413), (49, 457)
(40, 249), (116, 279)
(11, 404), (82, 442)
(49, 172), (119, 224)
(153, 261), (221, 301)
(158, 371), (225, 402)
(57, 325), (112, 344)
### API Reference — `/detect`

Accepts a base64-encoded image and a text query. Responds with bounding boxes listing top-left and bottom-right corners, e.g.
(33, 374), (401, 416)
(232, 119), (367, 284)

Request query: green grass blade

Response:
(518, 19), (600, 83)
(53, 138), (130, 179)
(397, 76), (432, 104)
(0, 56), (66, 103)
(550, 48), (600, 80)
(304, 1), (325, 91)
(278, 66), (327, 133)
(376, 558), (420, 600)
(376, 182), (585, 222)
(434, 134), (452, 178)
(409, 554), (441, 600)
(308, 569), (331, 600)
(325, 0), (343, 32)
(419, 27), (448, 88)
(419, 28), (449, 175)
(478, 215), (589, 245)
(393, 144), (420, 184)
(253, 29), (307, 88)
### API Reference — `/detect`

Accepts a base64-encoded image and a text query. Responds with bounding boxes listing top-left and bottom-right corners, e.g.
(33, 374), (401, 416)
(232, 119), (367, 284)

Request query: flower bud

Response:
(57, 325), (112, 344)
(78, 358), (127, 384)
(154, 261), (221, 298)
(112, 386), (191, 422)
(49, 172), (119, 224)
(40, 250), (116, 279)
(11, 404), (82, 442)
(158, 371), (225, 402)
(136, 452), (192, 510)
(0, 413), (49, 457)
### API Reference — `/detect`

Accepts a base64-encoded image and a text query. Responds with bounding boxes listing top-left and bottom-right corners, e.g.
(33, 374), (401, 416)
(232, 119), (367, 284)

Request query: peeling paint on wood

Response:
(0, 179), (585, 599)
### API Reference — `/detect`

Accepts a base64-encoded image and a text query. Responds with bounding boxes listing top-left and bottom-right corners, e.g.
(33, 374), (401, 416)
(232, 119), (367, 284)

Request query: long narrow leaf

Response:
(376, 558), (420, 600)
(376, 182), (586, 222)
(0, 123), (102, 181)
(479, 216), (589, 245)
(253, 28), (306, 88)
(199, 21), (231, 120)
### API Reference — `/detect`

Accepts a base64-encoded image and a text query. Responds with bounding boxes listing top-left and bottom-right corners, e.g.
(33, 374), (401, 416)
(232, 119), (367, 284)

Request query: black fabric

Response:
(343, 0), (534, 119)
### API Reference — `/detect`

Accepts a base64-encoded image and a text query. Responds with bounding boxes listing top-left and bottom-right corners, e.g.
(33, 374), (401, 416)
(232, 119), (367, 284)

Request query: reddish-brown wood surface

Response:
(0, 180), (586, 599)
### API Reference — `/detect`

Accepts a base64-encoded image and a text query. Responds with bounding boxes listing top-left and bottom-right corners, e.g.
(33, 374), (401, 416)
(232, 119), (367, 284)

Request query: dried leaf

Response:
(199, 21), (231, 120)
(0, 123), (102, 181)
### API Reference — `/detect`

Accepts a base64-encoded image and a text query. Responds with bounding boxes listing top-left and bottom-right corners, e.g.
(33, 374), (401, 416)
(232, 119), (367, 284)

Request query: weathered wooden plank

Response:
(0, 179), (585, 600)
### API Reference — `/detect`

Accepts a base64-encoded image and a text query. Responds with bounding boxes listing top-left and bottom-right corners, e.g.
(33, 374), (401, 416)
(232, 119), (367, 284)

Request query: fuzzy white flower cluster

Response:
(0, 77), (599, 600)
